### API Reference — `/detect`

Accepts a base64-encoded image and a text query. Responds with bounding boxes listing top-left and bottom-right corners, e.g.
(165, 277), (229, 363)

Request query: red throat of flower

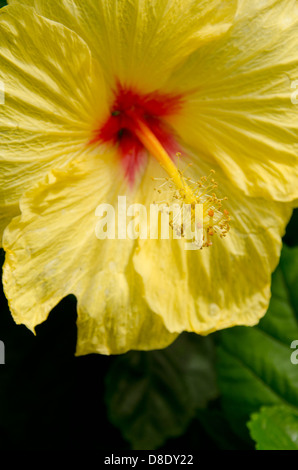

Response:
(91, 84), (183, 183)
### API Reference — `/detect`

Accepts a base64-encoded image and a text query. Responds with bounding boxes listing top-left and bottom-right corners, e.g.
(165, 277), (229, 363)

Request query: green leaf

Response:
(248, 405), (298, 450)
(105, 333), (218, 450)
(0, 1), (7, 8)
(217, 245), (298, 441)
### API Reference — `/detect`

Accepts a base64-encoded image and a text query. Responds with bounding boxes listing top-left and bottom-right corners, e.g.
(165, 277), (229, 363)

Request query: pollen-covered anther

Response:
(154, 169), (231, 249)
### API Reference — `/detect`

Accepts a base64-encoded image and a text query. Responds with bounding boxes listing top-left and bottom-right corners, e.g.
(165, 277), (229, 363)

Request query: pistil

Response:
(95, 84), (230, 248)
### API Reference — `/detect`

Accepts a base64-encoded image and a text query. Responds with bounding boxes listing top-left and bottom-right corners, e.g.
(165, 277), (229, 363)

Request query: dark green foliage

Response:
(105, 334), (218, 449)
(217, 245), (298, 445)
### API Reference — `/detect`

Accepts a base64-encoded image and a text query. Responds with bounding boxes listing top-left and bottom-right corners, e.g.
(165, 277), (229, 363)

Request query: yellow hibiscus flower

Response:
(0, 0), (297, 355)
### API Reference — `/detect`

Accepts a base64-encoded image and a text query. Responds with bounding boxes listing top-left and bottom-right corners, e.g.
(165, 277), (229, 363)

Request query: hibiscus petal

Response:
(9, 0), (237, 90)
(0, 4), (107, 243)
(2, 152), (177, 355)
(165, 0), (298, 201)
(133, 152), (293, 334)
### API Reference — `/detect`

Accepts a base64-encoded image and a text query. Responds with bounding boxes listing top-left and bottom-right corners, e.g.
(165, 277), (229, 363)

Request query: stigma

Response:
(153, 168), (231, 249)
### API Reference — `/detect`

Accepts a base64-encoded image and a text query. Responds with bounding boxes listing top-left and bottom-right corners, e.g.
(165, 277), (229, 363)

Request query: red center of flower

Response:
(92, 84), (183, 183)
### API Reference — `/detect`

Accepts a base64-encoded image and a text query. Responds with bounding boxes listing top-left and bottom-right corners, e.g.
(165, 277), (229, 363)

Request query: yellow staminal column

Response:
(134, 118), (196, 204)
(134, 118), (230, 248)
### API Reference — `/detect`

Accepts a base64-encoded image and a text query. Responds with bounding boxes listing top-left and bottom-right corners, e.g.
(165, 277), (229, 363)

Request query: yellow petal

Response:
(133, 152), (293, 335)
(9, 0), (237, 91)
(0, 4), (107, 244)
(2, 152), (177, 355)
(164, 0), (298, 202)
